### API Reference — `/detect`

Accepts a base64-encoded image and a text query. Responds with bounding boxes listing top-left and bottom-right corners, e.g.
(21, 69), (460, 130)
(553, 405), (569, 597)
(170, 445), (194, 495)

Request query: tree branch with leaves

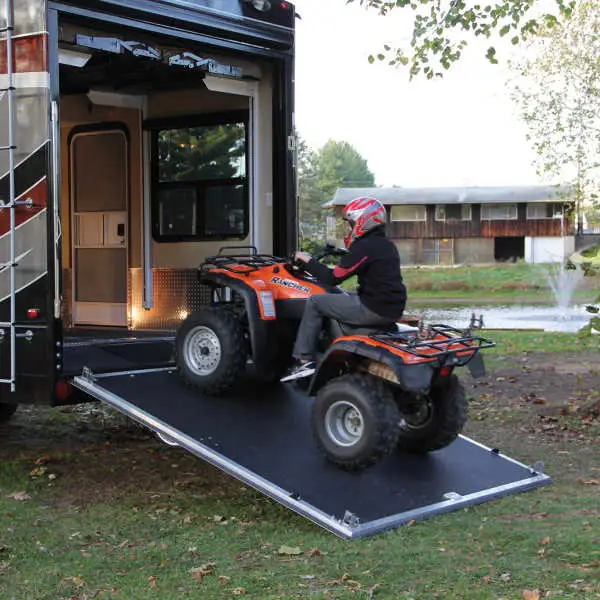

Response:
(347, 0), (577, 78)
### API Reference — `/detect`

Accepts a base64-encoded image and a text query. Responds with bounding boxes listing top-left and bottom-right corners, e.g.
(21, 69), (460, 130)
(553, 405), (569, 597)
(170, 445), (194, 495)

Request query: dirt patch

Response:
(467, 350), (600, 413)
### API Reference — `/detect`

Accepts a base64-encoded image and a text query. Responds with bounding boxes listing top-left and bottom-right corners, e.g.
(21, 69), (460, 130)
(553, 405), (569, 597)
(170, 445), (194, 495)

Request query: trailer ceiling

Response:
(59, 50), (207, 95)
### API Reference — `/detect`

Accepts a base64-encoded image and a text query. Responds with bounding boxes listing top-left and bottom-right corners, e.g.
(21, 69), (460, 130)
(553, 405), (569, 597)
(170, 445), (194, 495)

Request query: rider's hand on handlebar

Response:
(294, 251), (312, 264)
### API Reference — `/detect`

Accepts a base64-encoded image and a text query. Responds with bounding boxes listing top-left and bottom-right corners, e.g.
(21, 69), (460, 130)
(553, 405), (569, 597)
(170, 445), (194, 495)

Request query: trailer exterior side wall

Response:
(0, 0), (57, 406)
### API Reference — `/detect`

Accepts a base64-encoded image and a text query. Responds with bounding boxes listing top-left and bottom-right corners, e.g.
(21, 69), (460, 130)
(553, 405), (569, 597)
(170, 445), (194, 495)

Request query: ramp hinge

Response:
(443, 492), (463, 502)
(342, 510), (360, 528)
(81, 367), (96, 382)
(530, 461), (545, 475)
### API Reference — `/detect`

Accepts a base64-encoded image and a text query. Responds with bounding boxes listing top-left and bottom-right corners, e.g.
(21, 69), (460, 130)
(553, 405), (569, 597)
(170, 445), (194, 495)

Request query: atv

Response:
(175, 245), (494, 471)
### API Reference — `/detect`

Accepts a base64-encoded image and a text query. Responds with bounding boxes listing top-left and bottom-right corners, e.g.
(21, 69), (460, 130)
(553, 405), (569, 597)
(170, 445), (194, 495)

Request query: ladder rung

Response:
(0, 322), (13, 327)
(0, 379), (16, 384)
(0, 200), (34, 208)
(0, 27), (14, 33)
(0, 87), (16, 92)
(0, 145), (17, 151)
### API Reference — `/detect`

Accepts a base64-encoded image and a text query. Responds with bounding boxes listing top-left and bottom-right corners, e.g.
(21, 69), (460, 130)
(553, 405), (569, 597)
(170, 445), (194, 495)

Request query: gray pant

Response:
(293, 293), (392, 360)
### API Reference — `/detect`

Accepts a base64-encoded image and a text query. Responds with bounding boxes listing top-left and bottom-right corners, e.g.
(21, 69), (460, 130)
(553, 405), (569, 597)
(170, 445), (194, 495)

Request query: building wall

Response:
(386, 203), (571, 239)
(525, 236), (575, 264)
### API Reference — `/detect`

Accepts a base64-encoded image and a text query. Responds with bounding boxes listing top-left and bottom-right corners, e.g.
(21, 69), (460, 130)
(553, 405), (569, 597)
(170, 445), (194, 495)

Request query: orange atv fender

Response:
(200, 271), (281, 377)
(308, 337), (439, 396)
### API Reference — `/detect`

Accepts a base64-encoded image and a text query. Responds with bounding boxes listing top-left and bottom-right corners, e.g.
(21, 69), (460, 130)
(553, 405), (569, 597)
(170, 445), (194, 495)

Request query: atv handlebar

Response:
(314, 242), (349, 261)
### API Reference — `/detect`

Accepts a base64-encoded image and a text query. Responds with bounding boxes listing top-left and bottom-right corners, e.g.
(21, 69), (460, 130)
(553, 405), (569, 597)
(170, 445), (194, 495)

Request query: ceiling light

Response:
(250, 0), (271, 11)
(58, 48), (92, 68)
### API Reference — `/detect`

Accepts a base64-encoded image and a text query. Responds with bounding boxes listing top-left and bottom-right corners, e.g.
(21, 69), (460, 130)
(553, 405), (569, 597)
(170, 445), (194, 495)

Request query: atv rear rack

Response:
(371, 324), (495, 366)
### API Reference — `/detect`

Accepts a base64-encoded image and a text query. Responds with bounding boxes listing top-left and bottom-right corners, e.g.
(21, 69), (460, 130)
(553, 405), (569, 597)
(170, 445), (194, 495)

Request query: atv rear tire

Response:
(396, 375), (467, 454)
(176, 309), (247, 396)
(311, 374), (400, 471)
(0, 402), (17, 423)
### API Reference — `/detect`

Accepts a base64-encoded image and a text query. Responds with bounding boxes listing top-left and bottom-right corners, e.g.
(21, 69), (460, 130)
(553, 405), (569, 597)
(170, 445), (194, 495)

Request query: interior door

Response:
(71, 129), (128, 326)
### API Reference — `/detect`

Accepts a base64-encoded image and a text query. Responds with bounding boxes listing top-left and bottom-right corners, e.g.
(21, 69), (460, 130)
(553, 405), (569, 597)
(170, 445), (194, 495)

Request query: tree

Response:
(297, 139), (376, 245)
(297, 135), (325, 241)
(317, 140), (376, 201)
(157, 123), (246, 181)
(510, 0), (600, 233)
(346, 0), (578, 79)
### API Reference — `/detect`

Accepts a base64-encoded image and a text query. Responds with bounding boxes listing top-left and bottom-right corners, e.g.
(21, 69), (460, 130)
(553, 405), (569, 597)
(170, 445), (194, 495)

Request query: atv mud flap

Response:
(72, 369), (551, 539)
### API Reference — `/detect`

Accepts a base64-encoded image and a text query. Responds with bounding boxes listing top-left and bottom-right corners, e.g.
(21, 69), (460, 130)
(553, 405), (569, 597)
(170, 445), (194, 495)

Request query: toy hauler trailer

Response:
(0, 0), (550, 538)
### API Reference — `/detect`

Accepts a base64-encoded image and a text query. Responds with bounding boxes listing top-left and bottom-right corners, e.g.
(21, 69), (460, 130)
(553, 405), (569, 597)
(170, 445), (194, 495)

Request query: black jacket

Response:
(306, 227), (407, 320)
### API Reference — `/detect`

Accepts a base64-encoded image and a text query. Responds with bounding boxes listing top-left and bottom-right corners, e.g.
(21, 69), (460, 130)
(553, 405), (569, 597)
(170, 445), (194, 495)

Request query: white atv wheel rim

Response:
(184, 326), (222, 376)
(324, 400), (364, 447)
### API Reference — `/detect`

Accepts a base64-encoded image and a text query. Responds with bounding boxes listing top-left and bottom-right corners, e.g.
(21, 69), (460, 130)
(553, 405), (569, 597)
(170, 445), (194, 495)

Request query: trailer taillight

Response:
(27, 308), (40, 319)
(440, 366), (452, 376)
(55, 381), (73, 401)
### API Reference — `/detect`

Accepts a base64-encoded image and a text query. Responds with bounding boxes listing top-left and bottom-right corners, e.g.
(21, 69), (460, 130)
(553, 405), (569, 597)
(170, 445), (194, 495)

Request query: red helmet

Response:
(342, 196), (386, 247)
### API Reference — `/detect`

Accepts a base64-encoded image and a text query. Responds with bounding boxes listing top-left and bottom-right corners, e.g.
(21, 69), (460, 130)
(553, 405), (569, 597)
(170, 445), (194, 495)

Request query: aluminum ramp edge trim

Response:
(350, 471), (552, 539)
(71, 374), (355, 539)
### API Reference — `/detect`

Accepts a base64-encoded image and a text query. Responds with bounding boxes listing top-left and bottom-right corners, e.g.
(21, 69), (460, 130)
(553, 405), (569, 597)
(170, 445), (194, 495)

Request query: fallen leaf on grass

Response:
(326, 573), (363, 590)
(577, 478), (600, 485)
(539, 536), (552, 545)
(482, 575), (492, 584)
(522, 590), (540, 600)
(190, 562), (216, 581)
(29, 466), (47, 478)
(278, 545), (302, 556)
(308, 547), (324, 557)
(328, 573), (350, 586)
(7, 491), (30, 501)
(148, 575), (158, 589)
(218, 576), (230, 584)
(232, 588), (246, 595)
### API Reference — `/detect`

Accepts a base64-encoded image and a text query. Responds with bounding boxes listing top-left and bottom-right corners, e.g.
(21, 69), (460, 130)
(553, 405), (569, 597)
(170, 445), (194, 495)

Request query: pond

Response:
(410, 304), (593, 333)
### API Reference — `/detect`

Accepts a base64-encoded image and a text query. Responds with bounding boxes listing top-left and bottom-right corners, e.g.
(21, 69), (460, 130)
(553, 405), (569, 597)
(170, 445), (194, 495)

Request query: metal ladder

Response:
(0, 0), (26, 392)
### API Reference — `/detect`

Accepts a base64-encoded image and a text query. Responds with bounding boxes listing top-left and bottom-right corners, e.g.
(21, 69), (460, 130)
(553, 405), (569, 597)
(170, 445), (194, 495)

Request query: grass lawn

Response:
(343, 262), (599, 303)
(0, 331), (599, 599)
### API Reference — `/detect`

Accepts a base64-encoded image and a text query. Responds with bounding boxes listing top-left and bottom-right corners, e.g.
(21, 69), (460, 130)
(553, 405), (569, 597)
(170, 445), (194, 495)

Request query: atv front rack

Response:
(371, 324), (495, 367)
(199, 246), (284, 274)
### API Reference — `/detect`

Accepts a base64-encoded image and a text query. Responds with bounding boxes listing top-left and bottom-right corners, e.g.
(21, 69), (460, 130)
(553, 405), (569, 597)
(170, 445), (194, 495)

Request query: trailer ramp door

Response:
(72, 370), (551, 539)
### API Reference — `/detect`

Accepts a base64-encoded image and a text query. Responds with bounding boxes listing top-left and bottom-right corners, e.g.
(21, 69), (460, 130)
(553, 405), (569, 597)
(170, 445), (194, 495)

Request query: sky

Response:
(292, 0), (548, 189)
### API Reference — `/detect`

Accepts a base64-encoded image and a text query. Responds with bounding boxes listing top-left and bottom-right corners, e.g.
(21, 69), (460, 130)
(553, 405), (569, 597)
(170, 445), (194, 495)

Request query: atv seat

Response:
(339, 323), (398, 336)
(330, 320), (419, 339)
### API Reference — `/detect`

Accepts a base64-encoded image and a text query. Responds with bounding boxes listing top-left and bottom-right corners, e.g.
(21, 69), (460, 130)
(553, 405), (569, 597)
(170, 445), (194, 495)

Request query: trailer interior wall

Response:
(57, 27), (275, 331)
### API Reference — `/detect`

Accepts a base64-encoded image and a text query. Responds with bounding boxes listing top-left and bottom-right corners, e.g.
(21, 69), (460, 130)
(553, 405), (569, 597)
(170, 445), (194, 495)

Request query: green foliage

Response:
(316, 140), (375, 201)
(157, 123), (246, 182)
(347, 0), (577, 79)
(510, 0), (600, 230)
(297, 137), (375, 244)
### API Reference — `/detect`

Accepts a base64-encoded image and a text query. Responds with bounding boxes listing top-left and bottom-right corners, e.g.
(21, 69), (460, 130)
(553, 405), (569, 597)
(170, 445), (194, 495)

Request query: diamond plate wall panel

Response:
(129, 268), (211, 330)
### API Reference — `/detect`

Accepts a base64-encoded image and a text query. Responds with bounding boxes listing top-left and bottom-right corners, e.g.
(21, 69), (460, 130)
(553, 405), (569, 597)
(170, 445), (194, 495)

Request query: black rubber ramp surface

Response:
(78, 370), (551, 537)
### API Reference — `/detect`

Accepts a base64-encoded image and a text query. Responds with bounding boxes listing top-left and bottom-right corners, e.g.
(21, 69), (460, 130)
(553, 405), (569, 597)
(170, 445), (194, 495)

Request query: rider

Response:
(281, 197), (407, 381)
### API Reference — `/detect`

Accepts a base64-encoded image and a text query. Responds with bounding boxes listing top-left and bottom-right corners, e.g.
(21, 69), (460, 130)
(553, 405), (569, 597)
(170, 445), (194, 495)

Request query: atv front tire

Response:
(176, 309), (247, 396)
(396, 374), (467, 454)
(311, 374), (400, 471)
(0, 402), (17, 423)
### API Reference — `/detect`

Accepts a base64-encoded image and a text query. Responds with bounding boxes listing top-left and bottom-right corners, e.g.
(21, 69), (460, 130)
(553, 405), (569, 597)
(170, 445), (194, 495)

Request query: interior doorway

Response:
(70, 128), (129, 326)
